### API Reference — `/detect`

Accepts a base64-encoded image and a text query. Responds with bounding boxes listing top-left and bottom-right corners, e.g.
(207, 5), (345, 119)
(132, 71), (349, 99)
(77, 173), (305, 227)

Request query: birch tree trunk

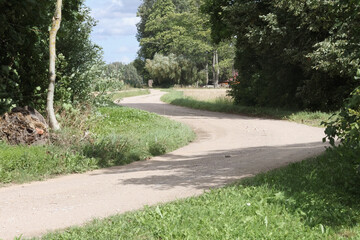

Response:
(215, 50), (219, 88)
(46, 0), (62, 130)
(205, 63), (209, 85)
(212, 50), (219, 88)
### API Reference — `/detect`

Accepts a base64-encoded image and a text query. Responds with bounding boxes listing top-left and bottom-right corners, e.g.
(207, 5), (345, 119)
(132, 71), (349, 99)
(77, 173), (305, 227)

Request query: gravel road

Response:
(0, 89), (327, 239)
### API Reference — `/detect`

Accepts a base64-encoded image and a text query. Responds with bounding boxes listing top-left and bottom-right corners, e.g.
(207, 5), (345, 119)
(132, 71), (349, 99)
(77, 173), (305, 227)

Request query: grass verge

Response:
(0, 104), (194, 185)
(109, 89), (150, 101)
(161, 89), (335, 127)
(34, 145), (360, 239)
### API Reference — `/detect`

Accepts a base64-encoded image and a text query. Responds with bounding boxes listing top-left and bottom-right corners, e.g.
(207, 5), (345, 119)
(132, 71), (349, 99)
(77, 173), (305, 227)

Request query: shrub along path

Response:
(0, 90), (327, 239)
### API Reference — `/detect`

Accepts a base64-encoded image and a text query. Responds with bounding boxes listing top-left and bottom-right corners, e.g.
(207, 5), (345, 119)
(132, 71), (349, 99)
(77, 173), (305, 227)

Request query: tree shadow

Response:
(90, 142), (327, 191)
(87, 141), (360, 230)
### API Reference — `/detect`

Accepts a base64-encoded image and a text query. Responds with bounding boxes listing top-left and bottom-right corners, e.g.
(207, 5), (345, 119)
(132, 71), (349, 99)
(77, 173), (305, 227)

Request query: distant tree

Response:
(137, 0), (234, 86)
(145, 53), (181, 86)
(124, 63), (143, 87)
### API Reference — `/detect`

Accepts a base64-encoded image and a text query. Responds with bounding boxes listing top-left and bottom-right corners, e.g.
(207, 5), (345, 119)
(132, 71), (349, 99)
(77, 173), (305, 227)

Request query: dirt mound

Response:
(0, 106), (49, 145)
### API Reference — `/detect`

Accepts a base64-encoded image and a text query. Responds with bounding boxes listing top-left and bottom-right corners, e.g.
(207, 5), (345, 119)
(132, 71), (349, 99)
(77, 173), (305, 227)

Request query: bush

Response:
(323, 71), (360, 148)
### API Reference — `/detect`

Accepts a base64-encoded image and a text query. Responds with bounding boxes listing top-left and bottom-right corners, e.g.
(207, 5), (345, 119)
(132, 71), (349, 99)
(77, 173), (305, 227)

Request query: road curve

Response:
(0, 89), (327, 239)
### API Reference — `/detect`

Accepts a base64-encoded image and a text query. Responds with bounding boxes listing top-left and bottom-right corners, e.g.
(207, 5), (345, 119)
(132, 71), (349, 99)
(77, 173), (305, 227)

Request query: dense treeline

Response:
(203, 0), (360, 111)
(0, 0), (102, 115)
(135, 0), (235, 87)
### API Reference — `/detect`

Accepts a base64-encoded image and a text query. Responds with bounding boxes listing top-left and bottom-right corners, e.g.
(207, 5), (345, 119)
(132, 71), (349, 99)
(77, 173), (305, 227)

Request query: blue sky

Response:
(85, 0), (142, 64)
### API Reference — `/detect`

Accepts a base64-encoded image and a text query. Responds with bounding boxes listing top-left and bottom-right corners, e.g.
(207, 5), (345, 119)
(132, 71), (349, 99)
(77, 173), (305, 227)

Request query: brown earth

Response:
(0, 90), (327, 239)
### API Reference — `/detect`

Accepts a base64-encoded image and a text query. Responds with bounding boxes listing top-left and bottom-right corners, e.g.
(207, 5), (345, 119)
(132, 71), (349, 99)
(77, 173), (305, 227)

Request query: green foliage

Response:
(0, 0), (102, 114)
(55, 4), (103, 105)
(38, 146), (360, 239)
(123, 63), (143, 87)
(204, 0), (360, 111)
(93, 62), (143, 91)
(92, 76), (125, 93)
(145, 53), (181, 86)
(137, 0), (235, 86)
(323, 78), (360, 148)
(0, 0), (51, 114)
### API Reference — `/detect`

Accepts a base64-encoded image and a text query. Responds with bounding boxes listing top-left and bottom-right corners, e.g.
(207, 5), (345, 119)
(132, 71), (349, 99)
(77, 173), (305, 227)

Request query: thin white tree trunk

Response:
(46, 0), (62, 130)
(205, 63), (209, 85)
(215, 50), (219, 88)
(212, 51), (215, 86)
(212, 50), (219, 88)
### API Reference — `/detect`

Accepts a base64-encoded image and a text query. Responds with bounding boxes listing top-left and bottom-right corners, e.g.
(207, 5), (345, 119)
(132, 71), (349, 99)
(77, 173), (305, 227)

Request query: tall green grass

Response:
(86, 105), (195, 165)
(0, 142), (97, 184)
(0, 105), (194, 185)
(36, 146), (360, 240)
(161, 90), (336, 127)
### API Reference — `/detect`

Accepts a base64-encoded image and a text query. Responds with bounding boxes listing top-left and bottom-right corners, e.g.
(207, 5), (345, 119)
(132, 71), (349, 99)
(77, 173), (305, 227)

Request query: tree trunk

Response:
(46, 0), (62, 130)
(212, 50), (219, 88)
(215, 50), (219, 88)
(205, 63), (209, 85)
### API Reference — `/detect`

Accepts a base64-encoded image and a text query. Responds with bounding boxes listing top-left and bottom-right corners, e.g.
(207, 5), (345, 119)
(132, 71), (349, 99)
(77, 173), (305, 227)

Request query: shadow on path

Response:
(90, 142), (326, 190)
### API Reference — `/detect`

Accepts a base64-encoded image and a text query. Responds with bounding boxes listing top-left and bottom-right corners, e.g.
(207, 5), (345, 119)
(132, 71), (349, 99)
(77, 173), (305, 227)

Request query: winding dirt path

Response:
(0, 90), (327, 239)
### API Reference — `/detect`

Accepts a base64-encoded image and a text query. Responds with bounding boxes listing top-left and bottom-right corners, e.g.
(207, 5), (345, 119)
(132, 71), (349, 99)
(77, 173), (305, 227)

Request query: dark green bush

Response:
(323, 71), (360, 148)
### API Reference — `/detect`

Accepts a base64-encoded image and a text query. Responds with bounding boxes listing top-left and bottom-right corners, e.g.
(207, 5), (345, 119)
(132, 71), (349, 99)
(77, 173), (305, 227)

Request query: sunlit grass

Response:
(181, 88), (230, 101)
(161, 89), (336, 127)
(109, 89), (150, 101)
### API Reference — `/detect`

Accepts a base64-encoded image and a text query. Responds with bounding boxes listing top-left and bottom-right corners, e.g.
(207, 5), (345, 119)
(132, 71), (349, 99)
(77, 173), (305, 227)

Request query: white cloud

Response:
(86, 0), (142, 63)
(92, 16), (140, 38)
(90, 1), (140, 38)
(111, 0), (123, 7)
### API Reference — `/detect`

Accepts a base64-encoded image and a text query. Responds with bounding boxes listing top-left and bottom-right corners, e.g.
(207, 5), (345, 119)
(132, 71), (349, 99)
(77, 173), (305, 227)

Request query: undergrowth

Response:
(0, 103), (194, 185)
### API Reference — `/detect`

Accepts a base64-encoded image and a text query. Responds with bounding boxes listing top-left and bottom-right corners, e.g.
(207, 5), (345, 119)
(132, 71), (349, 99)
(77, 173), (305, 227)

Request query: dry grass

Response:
(180, 89), (232, 102)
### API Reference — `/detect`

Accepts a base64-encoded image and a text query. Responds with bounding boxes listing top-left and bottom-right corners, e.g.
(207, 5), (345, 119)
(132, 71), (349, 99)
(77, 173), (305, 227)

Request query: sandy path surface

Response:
(0, 90), (327, 239)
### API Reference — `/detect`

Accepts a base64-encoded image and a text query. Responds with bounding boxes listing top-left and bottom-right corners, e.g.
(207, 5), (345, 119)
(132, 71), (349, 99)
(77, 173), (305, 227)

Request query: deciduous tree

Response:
(47, 0), (62, 130)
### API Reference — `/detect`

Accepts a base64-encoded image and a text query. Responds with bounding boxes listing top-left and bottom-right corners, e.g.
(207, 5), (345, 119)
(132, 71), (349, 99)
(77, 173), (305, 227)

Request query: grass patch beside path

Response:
(0, 105), (194, 185)
(161, 89), (335, 127)
(36, 146), (360, 240)
(109, 89), (150, 101)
